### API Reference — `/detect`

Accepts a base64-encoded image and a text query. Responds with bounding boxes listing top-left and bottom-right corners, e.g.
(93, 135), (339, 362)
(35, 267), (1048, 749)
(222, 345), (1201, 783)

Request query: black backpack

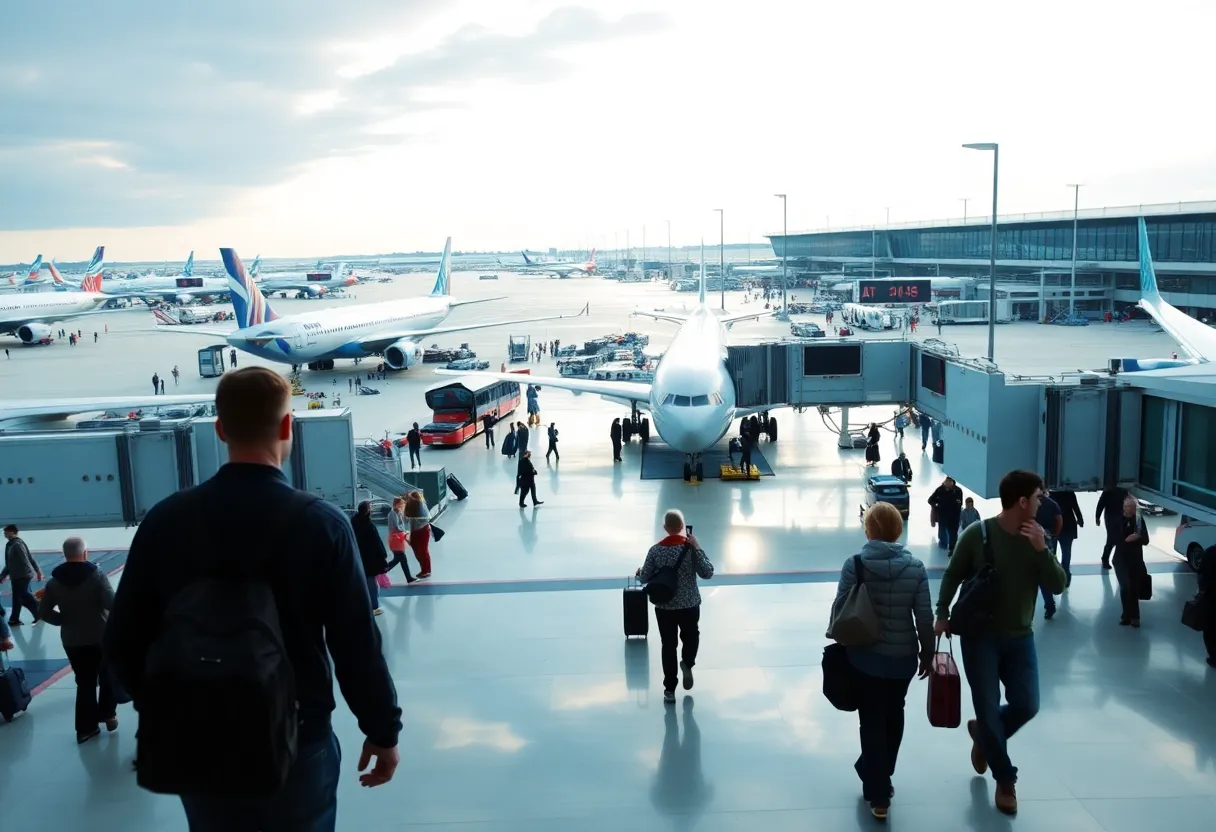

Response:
(949, 519), (999, 637)
(136, 491), (319, 797)
(645, 544), (691, 605)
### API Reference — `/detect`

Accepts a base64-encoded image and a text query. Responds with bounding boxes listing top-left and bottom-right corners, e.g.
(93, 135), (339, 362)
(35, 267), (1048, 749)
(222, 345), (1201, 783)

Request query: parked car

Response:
(1137, 498), (1174, 516)
(1173, 516), (1213, 571)
(861, 474), (910, 520)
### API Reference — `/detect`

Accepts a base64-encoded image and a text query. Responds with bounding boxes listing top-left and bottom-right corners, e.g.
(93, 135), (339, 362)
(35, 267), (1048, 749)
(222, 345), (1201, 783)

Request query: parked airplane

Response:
(438, 247), (764, 480)
(0, 247), (108, 344)
(153, 238), (589, 371)
(0, 255), (43, 293)
(256, 262), (355, 298)
(502, 249), (597, 278)
(75, 248), (230, 304)
(0, 394), (215, 427)
(1113, 217), (1214, 372)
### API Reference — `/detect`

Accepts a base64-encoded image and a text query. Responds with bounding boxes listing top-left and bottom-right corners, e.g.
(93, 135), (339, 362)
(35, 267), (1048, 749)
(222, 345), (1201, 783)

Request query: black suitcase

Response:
(446, 473), (468, 501)
(0, 652), (32, 722)
(932, 440), (944, 464)
(623, 578), (649, 638)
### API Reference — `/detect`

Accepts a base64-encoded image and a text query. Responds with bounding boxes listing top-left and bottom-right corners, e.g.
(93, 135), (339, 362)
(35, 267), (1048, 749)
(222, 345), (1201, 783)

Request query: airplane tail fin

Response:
(589, 247), (596, 265)
(521, 251), (534, 265)
(1138, 218), (1161, 300)
(80, 246), (105, 292)
(430, 237), (452, 296)
(182, 250), (195, 277)
(221, 248), (279, 327)
(25, 255), (43, 284)
(698, 240), (707, 306)
(47, 260), (72, 291)
(153, 308), (182, 326)
(249, 255), (261, 277)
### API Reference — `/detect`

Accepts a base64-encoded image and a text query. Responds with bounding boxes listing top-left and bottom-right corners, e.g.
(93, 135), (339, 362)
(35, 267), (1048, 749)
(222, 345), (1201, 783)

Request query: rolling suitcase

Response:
(932, 440), (945, 465)
(623, 577), (649, 638)
(926, 636), (961, 728)
(446, 473), (468, 501)
(0, 651), (32, 722)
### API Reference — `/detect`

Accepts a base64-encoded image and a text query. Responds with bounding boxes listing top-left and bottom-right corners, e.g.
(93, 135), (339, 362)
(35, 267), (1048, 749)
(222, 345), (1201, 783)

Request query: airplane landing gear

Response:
(306, 359), (335, 371)
(624, 403), (650, 444)
(683, 453), (703, 483)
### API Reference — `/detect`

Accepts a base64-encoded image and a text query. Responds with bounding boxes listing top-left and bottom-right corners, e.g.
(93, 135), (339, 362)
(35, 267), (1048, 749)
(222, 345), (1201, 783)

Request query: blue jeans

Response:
(1038, 538), (1062, 611)
(937, 522), (958, 551)
(366, 575), (380, 610)
(181, 730), (342, 831)
(960, 634), (1040, 784)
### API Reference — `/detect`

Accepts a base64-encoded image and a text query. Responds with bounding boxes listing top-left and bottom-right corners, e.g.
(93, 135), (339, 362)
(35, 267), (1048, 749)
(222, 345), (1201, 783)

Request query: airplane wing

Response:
(358, 304), (589, 353)
(152, 323), (236, 338)
(632, 310), (689, 325)
(434, 369), (651, 406)
(0, 394), (215, 424)
(720, 309), (767, 325)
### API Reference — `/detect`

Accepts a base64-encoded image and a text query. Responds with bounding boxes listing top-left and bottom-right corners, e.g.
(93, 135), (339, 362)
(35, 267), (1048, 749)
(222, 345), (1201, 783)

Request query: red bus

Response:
(420, 376), (521, 446)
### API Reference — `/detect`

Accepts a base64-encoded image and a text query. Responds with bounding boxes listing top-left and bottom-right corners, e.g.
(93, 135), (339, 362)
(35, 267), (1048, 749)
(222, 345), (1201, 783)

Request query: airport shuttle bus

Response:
(421, 376), (521, 446)
(935, 299), (1012, 324)
(842, 303), (895, 331)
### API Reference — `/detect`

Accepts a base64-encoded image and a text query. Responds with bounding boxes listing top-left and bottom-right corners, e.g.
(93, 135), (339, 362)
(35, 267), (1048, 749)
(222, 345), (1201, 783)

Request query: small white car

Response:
(1173, 516), (1214, 571)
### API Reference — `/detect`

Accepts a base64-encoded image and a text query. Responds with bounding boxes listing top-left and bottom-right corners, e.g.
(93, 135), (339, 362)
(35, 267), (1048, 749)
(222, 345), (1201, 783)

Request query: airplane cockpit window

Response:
(710, 392), (724, 405)
(691, 395), (710, 406)
(674, 395), (691, 406)
(663, 394), (675, 405)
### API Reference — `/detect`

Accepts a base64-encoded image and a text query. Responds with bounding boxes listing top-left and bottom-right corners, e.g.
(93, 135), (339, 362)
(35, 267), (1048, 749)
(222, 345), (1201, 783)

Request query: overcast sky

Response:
(3, 0), (1215, 263)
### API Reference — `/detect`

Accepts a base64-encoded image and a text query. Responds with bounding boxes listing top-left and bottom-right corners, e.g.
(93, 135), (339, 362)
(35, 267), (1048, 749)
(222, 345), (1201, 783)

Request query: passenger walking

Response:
(94, 331), (98, 343)
(152, 372), (160, 394)
(919, 413), (933, 451)
(934, 470), (1066, 816)
(502, 423), (518, 459)
(545, 422), (559, 462)
(1113, 494), (1149, 628)
(172, 365), (180, 385)
(891, 452), (912, 483)
(516, 451), (542, 507)
(2, 524), (43, 625)
(385, 497), (416, 584)
(1035, 490), (1064, 619)
(959, 497), (981, 530)
(526, 384), (540, 426)
(406, 422), (422, 469)
(105, 367), (401, 828)
(351, 502), (390, 616)
(636, 510), (714, 704)
(404, 491), (433, 578)
(832, 504), (933, 821)
(610, 417), (623, 462)
(483, 410), (496, 448)
(36, 536), (118, 743)
(738, 420), (755, 475)
(1095, 486), (1128, 570)
(160, 378), (166, 394)
(516, 420), (530, 456)
(228, 348), (237, 367)
(928, 476), (964, 553)
(1051, 490), (1083, 587)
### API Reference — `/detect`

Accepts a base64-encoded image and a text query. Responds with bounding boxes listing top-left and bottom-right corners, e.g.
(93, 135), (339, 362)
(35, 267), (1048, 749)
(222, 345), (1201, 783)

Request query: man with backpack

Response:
(105, 367), (402, 830)
(933, 470), (1066, 817)
(636, 510), (715, 704)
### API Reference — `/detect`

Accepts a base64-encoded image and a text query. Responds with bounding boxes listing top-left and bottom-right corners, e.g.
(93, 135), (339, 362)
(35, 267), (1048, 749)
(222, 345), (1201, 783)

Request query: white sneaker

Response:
(680, 661), (694, 690)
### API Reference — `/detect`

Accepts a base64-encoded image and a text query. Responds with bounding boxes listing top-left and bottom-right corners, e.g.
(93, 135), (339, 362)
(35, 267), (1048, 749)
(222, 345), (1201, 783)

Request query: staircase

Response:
(355, 444), (415, 502)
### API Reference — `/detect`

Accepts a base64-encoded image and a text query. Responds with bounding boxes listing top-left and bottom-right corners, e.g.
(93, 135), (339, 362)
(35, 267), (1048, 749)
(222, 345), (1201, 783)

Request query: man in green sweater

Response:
(934, 470), (1066, 817)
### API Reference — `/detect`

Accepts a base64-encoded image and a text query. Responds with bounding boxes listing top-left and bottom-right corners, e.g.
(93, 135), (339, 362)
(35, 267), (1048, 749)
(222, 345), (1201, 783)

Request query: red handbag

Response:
(927, 636), (961, 728)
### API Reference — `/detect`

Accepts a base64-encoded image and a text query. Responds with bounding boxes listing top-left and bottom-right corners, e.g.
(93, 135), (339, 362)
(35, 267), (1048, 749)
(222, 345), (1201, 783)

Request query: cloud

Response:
(0, 3), (666, 230)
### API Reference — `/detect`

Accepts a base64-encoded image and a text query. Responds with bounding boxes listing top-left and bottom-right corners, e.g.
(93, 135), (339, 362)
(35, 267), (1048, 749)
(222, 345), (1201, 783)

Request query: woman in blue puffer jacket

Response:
(831, 502), (934, 821)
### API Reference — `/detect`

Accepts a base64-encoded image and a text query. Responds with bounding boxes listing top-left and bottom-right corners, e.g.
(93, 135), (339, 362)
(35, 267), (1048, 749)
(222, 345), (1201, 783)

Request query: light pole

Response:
(666, 219), (671, 281)
(960, 197), (969, 223)
(1066, 184), (1082, 317)
(963, 142), (999, 361)
(713, 208), (725, 309)
(775, 194), (787, 315)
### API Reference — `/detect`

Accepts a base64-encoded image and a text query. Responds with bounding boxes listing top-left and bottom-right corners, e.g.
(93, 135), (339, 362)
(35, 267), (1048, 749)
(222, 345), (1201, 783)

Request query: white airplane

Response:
(90, 250), (229, 304)
(1113, 217), (1216, 372)
(0, 248), (108, 344)
(438, 247), (765, 480)
(0, 255), (44, 293)
(502, 249), (597, 278)
(0, 394), (215, 428)
(153, 237), (589, 371)
(256, 262), (356, 298)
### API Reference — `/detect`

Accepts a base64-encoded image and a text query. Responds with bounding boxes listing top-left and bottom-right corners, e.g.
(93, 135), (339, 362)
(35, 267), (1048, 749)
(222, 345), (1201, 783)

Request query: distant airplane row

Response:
(497, 249), (597, 278)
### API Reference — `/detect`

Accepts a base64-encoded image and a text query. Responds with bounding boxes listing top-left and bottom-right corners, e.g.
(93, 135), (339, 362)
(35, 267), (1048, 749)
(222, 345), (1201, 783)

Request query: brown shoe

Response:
(967, 719), (988, 775)
(995, 781), (1017, 815)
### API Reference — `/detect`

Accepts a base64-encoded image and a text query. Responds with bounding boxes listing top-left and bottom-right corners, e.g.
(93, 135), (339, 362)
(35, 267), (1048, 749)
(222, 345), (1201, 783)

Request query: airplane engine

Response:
(384, 339), (422, 370)
(301, 285), (325, 298)
(175, 293), (195, 304)
(17, 322), (53, 344)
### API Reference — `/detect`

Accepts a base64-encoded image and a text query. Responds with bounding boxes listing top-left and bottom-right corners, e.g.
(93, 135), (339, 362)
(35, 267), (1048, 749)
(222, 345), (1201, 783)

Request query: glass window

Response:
(1182, 222), (1198, 259)
(674, 395), (691, 407)
(691, 395), (710, 406)
(662, 394), (675, 405)
(1140, 396), (1165, 491)
(1176, 402), (1216, 509)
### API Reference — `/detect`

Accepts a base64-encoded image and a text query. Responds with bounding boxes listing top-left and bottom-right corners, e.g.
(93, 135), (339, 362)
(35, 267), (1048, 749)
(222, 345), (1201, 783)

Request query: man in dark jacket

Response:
(517, 451), (542, 507)
(928, 477), (964, 553)
(105, 367), (401, 829)
(406, 422), (422, 469)
(1095, 486), (1128, 569)
(1051, 490), (1084, 587)
(611, 418), (623, 462)
(1200, 546), (1216, 668)
(2, 524), (44, 625)
(739, 421), (755, 476)
(37, 536), (117, 743)
(891, 453), (913, 483)
(516, 421), (530, 457)
(483, 411), (496, 449)
(546, 422), (559, 462)
(351, 502), (389, 616)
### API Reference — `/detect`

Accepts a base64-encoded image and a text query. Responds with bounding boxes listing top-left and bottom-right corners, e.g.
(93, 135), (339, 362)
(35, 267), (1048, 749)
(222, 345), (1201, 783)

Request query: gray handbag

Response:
(826, 555), (881, 646)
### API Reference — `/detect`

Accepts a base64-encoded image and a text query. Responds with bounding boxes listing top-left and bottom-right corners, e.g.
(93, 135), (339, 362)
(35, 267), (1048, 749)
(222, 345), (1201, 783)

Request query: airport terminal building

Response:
(767, 200), (1216, 321)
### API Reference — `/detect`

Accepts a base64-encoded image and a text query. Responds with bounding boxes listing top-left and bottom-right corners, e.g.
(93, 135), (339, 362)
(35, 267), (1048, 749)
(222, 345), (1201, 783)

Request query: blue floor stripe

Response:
(381, 559), (1193, 597)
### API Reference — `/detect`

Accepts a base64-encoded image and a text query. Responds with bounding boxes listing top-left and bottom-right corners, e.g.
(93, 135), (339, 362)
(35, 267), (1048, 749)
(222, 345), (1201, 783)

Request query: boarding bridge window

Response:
(1139, 396), (1166, 492)
(1176, 402), (1216, 509)
(674, 396), (691, 407)
(803, 344), (861, 376)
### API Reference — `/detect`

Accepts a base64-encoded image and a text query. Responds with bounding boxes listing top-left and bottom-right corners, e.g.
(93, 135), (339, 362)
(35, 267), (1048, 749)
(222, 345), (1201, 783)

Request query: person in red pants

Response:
(404, 492), (432, 578)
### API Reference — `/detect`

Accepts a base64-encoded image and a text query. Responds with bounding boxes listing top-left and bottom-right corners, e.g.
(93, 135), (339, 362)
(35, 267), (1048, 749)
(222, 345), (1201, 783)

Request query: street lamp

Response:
(963, 142), (999, 362)
(960, 197), (969, 223)
(666, 219), (672, 282)
(774, 194), (787, 315)
(713, 208), (725, 310)
(1066, 184), (1082, 317)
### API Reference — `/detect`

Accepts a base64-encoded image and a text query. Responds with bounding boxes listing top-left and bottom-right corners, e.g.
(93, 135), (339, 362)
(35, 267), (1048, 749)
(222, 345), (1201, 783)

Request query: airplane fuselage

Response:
(646, 307), (736, 454)
(229, 295), (452, 364)
(100, 276), (229, 301)
(0, 292), (109, 339)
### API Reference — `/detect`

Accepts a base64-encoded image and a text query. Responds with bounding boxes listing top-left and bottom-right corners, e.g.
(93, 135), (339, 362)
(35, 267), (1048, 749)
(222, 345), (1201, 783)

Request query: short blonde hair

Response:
(864, 502), (904, 542)
(663, 509), (685, 533)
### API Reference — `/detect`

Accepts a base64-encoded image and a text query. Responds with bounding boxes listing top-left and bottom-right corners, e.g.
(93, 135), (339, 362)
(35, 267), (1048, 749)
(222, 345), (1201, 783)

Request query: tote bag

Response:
(825, 556), (881, 647)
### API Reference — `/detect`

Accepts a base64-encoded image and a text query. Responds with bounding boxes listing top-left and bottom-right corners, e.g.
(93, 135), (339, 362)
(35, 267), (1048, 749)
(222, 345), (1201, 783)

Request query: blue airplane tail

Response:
(182, 250), (195, 278)
(521, 251), (535, 265)
(1137, 218), (1160, 300)
(222, 248), (279, 328)
(431, 237), (452, 296)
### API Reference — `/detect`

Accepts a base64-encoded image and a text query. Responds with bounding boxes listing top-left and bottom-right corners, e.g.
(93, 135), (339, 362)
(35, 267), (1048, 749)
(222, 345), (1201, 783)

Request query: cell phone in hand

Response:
(686, 525), (693, 534)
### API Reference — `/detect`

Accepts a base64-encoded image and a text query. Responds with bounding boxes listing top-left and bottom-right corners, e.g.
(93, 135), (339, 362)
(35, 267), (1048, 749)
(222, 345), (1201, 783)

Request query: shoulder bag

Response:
(826, 555), (881, 647)
(948, 519), (998, 637)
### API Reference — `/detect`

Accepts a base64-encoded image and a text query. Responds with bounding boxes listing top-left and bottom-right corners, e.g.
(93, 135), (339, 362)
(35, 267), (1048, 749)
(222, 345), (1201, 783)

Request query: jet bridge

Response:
(728, 338), (1216, 524)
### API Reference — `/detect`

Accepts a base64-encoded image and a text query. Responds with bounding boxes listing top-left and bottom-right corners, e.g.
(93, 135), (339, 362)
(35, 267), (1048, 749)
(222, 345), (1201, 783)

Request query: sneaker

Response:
(967, 719), (988, 775)
(663, 689), (676, 704)
(373, 608), (384, 616)
(680, 661), (694, 691)
(417, 572), (431, 579)
(994, 781), (1017, 815)
(105, 717), (119, 732)
(1044, 607), (1056, 621)
(870, 803), (889, 821)
(1131, 619), (1140, 628)
(533, 501), (544, 506)
(406, 577), (418, 584)
(77, 728), (101, 745)
(1119, 617), (1130, 626)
